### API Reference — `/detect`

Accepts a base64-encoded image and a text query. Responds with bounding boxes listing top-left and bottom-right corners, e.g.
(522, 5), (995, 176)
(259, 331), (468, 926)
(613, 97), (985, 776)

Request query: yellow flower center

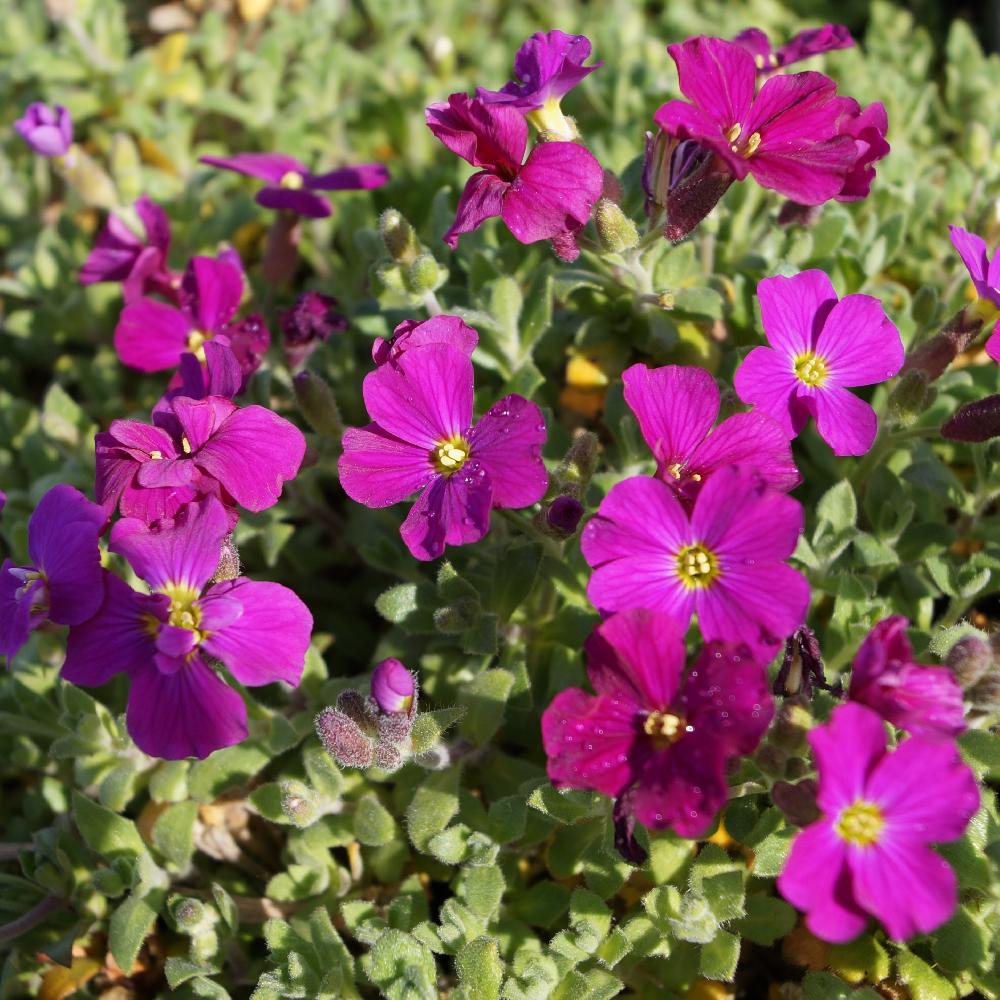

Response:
(724, 123), (761, 158)
(675, 543), (720, 589)
(433, 436), (471, 475)
(835, 800), (885, 847)
(793, 351), (829, 387)
(643, 710), (686, 745)
(279, 170), (305, 189)
(186, 329), (209, 362)
(666, 462), (701, 484)
(162, 585), (205, 637)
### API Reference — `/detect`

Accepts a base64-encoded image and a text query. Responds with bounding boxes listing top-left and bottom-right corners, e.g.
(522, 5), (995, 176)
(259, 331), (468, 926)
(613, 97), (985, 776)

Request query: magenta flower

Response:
(62, 498), (312, 759)
(734, 270), (904, 456)
(836, 101), (890, 202)
(200, 152), (389, 219)
(541, 609), (773, 838)
(732, 25), (853, 73)
(653, 37), (858, 206)
(280, 291), (347, 369)
(15, 102), (73, 157)
(581, 465), (809, 649)
(1, 486), (105, 664)
(371, 658), (415, 714)
(80, 196), (178, 303)
(339, 342), (548, 561)
(95, 394), (306, 525)
(950, 225), (1000, 362)
(849, 616), (966, 738)
(425, 94), (603, 261)
(778, 702), (979, 942)
(372, 314), (478, 367)
(622, 363), (799, 505)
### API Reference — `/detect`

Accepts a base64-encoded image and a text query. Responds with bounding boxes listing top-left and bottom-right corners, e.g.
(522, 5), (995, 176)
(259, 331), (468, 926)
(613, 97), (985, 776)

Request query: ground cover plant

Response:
(2, 0), (1000, 997)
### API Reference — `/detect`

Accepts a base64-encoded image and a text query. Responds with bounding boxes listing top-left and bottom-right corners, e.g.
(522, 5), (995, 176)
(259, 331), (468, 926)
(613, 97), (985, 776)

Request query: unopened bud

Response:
(946, 635), (993, 689)
(404, 253), (445, 295)
(756, 743), (788, 778)
(887, 370), (935, 427)
(213, 534), (240, 582)
(969, 673), (1000, 712)
(280, 778), (319, 828)
(594, 198), (639, 254)
(776, 201), (822, 227)
(942, 393), (1000, 443)
(374, 259), (406, 292)
(372, 740), (403, 772)
(293, 371), (343, 440)
(379, 209), (420, 264)
(773, 697), (813, 751)
(902, 307), (985, 382)
(371, 659), (416, 715)
(433, 597), (480, 634)
(315, 706), (375, 769)
(601, 170), (623, 203)
(171, 897), (208, 932)
(545, 495), (585, 536)
(772, 780), (820, 827)
(554, 431), (599, 495)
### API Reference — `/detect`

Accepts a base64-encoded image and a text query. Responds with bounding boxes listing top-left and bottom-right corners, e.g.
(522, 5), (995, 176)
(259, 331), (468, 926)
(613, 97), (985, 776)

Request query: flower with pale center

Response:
(793, 351), (829, 387)
(434, 436), (471, 475)
(835, 800), (884, 846)
(279, 170), (305, 190)
(675, 542), (719, 589)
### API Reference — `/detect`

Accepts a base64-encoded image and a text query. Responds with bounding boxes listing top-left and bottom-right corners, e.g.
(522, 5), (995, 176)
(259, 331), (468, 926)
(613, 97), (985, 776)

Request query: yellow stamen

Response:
(675, 543), (720, 590)
(149, 450), (163, 460)
(835, 800), (885, 847)
(724, 123), (742, 144)
(181, 436), (193, 455)
(742, 132), (761, 158)
(433, 436), (471, 475)
(793, 351), (829, 387)
(643, 710), (684, 744)
(279, 170), (305, 189)
(666, 462), (684, 480)
(187, 329), (209, 363)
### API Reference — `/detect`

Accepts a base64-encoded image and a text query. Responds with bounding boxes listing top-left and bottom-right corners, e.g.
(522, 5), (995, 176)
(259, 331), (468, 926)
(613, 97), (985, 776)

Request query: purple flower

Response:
(425, 94), (603, 261)
(849, 616), (966, 738)
(778, 703), (979, 942)
(1, 486), (105, 664)
(734, 270), (904, 456)
(541, 610), (773, 838)
(280, 291), (347, 369)
(339, 342), (548, 561)
(622, 362), (799, 505)
(200, 152), (389, 219)
(546, 495), (584, 535)
(371, 658), (415, 714)
(949, 225), (1000, 362)
(836, 101), (890, 202)
(95, 394), (306, 525)
(654, 37), (859, 206)
(14, 102), (73, 157)
(732, 25), (854, 73)
(62, 498), (312, 759)
(581, 465), (809, 650)
(371, 315), (478, 367)
(80, 196), (178, 303)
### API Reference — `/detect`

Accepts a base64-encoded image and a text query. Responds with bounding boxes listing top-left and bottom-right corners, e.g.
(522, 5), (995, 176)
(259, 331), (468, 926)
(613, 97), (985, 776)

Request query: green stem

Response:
(0, 896), (67, 945)
(849, 425), (941, 491)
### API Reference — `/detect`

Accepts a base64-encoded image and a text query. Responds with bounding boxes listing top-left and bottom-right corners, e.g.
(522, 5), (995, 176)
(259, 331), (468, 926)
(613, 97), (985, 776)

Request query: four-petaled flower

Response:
(778, 702), (979, 942)
(949, 224), (1000, 362)
(732, 25), (853, 73)
(734, 270), (904, 456)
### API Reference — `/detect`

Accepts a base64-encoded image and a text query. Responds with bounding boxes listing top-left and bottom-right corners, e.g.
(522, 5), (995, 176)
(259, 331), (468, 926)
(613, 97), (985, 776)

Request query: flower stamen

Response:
(793, 351), (829, 387)
(643, 710), (685, 745)
(835, 800), (884, 846)
(675, 543), (720, 589)
(433, 436), (471, 475)
(279, 171), (305, 190)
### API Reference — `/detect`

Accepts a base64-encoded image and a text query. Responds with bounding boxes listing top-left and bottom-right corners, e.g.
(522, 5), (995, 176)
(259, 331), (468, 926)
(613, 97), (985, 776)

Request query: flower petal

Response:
(183, 256), (244, 333)
(809, 703), (887, 815)
(812, 386), (878, 456)
(114, 298), (193, 372)
(339, 424), (436, 507)
(443, 171), (509, 248)
(948, 225), (989, 288)
(815, 293), (903, 387)
(425, 94), (526, 172)
(733, 347), (806, 438)
(758, 270), (839, 356)
(200, 152), (307, 183)
(666, 36), (755, 131)
(256, 186), (331, 218)
(307, 163), (390, 190)
(0, 562), (38, 662)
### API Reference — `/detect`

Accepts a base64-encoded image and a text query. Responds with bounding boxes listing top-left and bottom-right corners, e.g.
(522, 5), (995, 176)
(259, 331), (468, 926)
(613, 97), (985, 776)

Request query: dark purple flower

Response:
(61, 498), (312, 759)
(200, 152), (389, 219)
(942, 394), (1000, 443)
(425, 94), (603, 261)
(546, 495), (584, 535)
(15, 102), (73, 157)
(371, 314), (478, 367)
(80, 196), (178, 303)
(775, 625), (833, 698)
(541, 609), (773, 838)
(1, 486), (105, 664)
(339, 341), (548, 561)
(371, 658), (415, 714)
(732, 25), (854, 73)
(280, 291), (347, 369)
(849, 616), (966, 738)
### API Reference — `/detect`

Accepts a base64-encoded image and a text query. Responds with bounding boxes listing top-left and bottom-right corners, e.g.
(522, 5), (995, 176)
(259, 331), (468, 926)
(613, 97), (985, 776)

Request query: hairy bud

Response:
(887, 370), (936, 427)
(942, 393), (1000, 443)
(280, 778), (319, 828)
(315, 706), (375, 769)
(902, 307), (985, 382)
(946, 635), (993, 689)
(772, 779), (820, 827)
(772, 697), (813, 752)
(293, 371), (343, 440)
(594, 198), (639, 254)
(379, 208), (420, 264)
(405, 253), (446, 294)
(212, 534), (241, 582)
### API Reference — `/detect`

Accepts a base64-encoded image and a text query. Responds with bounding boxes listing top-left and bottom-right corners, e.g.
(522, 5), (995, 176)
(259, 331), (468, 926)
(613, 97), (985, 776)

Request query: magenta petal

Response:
(200, 152), (307, 183)
(256, 186), (331, 218)
(120, 483), (200, 525)
(443, 171), (509, 248)
(733, 347), (806, 439)
(127, 653), (247, 760)
(425, 94), (527, 172)
(171, 396), (234, 452)
(136, 457), (195, 489)
(200, 578), (311, 686)
(0, 563), (37, 662)
(758, 270), (838, 355)
(135, 195), (170, 251)
(111, 498), (230, 593)
(156, 623), (198, 659)
(652, 101), (744, 176)
(812, 386), (878, 456)
(778, 24), (854, 66)
(28, 485), (106, 626)
(339, 424), (436, 507)
(307, 163), (389, 190)
(629, 745), (728, 838)
(467, 394), (547, 509)
(854, 664), (967, 738)
(749, 134), (857, 205)
(809, 703), (887, 815)
(376, 315), (479, 366)
(815, 294), (903, 386)
(666, 37), (755, 131)
(114, 298), (193, 372)
(399, 462), (492, 561)
(62, 573), (165, 686)
(184, 256), (243, 333)
(948, 224), (989, 288)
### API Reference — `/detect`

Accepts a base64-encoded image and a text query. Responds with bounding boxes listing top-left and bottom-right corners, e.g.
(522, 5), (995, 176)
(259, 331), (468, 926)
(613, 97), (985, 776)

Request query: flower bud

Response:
(371, 658), (415, 714)
(404, 253), (446, 295)
(942, 393), (1000, 443)
(433, 597), (480, 634)
(279, 778), (319, 828)
(171, 896), (209, 932)
(293, 371), (343, 440)
(755, 743), (788, 778)
(594, 198), (639, 254)
(776, 201), (822, 227)
(374, 259), (406, 293)
(772, 780), (820, 827)
(212, 534), (241, 582)
(665, 150), (734, 242)
(902, 307), (984, 382)
(280, 291), (346, 369)
(887, 370), (935, 427)
(372, 740), (403, 772)
(379, 208), (420, 264)
(946, 635), (993, 689)
(545, 495), (585, 536)
(315, 706), (375, 769)
(15, 102), (73, 157)
(969, 673), (1000, 713)
(772, 697), (813, 751)
(553, 431), (599, 496)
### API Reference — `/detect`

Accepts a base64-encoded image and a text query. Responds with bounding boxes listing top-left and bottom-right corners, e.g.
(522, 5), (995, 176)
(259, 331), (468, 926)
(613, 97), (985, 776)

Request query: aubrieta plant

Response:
(2, 3), (1000, 999)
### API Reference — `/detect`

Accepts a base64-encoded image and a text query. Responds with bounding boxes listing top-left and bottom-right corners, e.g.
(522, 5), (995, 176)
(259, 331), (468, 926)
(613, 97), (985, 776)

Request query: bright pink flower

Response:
(949, 225), (1000, 362)
(734, 270), (904, 456)
(62, 498), (312, 759)
(836, 101), (889, 202)
(370, 658), (415, 714)
(778, 702), (978, 942)
(542, 610), (773, 838)
(371, 315), (478, 367)
(732, 25), (853, 73)
(849, 616), (966, 737)
(425, 94), (603, 261)
(622, 363), (799, 504)
(15, 102), (73, 157)
(654, 36), (858, 206)
(581, 465), (809, 650)
(339, 342), (547, 561)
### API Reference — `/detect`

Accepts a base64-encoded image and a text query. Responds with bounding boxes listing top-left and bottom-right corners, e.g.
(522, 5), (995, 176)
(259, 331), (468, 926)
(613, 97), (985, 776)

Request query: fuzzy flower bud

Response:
(315, 705), (375, 769)
(405, 253), (446, 294)
(171, 897), (209, 932)
(665, 149), (734, 242)
(776, 201), (822, 227)
(772, 697), (813, 751)
(553, 431), (599, 496)
(772, 779), (820, 827)
(293, 370), (343, 440)
(212, 534), (241, 582)
(756, 743), (788, 778)
(902, 307), (985, 382)
(371, 658), (415, 714)
(887, 370), (936, 427)
(379, 208), (420, 264)
(280, 778), (320, 828)
(946, 635), (993, 689)
(969, 673), (1000, 713)
(594, 198), (639, 254)
(942, 394), (1000, 443)
(15, 102), (73, 157)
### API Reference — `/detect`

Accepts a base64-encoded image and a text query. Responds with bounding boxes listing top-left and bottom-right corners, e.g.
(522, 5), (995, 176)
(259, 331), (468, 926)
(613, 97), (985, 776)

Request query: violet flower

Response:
(200, 152), (389, 219)
(425, 94), (603, 261)
(849, 616), (966, 738)
(949, 224), (1000, 362)
(778, 702), (979, 942)
(339, 341), (548, 561)
(0, 486), (105, 664)
(371, 314), (478, 367)
(836, 101), (890, 202)
(654, 37), (859, 208)
(541, 609), (773, 838)
(581, 465), (809, 651)
(734, 270), (904, 456)
(371, 658), (416, 714)
(280, 291), (347, 369)
(80, 196), (178, 303)
(732, 25), (854, 73)
(14, 102), (73, 157)
(95, 394), (306, 525)
(622, 362), (799, 505)
(61, 498), (312, 759)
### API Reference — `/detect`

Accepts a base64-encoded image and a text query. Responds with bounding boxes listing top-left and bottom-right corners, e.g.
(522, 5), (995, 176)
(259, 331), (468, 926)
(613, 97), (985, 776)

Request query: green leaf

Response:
(895, 951), (957, 1000)
(410, 707), (465, 754)
(932, 907), (990, 974)
(699, 929), (739, 981)
(406, 767), (461, 850)
(151, 801), (198, 868)
(733, 895), (796, 946)
(456, 937), (503, 1000)
(354, 793), (398, 847)
(361, 929), (438, 1000)
(109, 893), (159, 973)
(490, 543), (543, 621)
(460, 865), (505, 919)
(802, 971), (884, 1000)
(459, 669), (515, 746)
(72, 791), (147, 862)
(816, 481), (857, 533)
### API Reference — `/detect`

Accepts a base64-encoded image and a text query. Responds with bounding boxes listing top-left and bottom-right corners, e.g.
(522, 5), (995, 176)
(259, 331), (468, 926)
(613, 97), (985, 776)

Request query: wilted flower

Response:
(371, 314), (478, 368)
(200, 152), (389, 219)
(732, 24), (853, 73)
(280, 291), (347, 369)
(62, 498), (312, 759)
(0, 486), (105, 664)
(14, 102), (73, 157)
(778, 703), (978, 942)
(774, 625), (832, 698)
(339, 341), (547, 561)
(734, 270), (904, 456)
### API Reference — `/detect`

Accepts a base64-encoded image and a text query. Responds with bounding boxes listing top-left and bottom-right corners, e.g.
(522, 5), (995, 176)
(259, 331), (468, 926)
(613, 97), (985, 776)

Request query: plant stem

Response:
(0, 896), (67, 945)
